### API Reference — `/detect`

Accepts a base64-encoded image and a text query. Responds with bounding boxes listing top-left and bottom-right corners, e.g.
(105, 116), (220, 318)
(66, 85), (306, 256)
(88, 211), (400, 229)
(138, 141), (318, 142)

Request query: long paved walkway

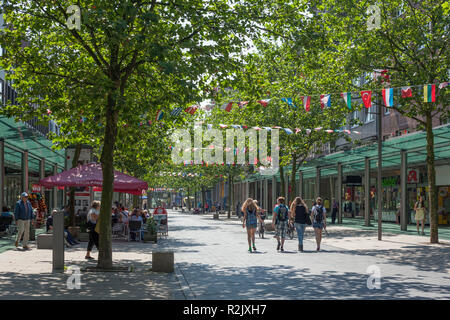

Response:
(160, 210), (450, 300)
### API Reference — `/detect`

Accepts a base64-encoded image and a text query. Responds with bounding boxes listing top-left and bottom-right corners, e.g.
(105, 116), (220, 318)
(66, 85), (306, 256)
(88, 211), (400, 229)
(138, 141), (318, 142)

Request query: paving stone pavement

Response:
(1, 209), (449, 300)
(0, 236), (185, 299)
(158, 210), (450, 300)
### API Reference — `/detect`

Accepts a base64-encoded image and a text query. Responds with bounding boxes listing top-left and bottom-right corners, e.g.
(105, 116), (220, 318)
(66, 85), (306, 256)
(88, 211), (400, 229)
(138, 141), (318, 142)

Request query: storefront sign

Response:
(32, 184), (42, 193)
(407, 169), (419, 183)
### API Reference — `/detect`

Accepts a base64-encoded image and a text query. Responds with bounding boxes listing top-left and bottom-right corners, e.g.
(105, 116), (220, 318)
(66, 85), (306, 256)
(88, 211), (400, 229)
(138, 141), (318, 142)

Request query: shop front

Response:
(436, 165), (450, 225)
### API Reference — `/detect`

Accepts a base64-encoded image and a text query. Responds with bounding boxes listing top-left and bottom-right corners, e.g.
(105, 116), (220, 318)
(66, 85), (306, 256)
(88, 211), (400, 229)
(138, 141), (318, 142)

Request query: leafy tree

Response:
(0, 0), (285, 268)
(310, 0), (449, 243)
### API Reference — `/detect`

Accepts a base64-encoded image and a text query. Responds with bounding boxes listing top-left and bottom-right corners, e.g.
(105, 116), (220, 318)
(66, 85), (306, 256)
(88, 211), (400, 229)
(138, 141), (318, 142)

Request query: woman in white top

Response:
(85, 201), (100, 260)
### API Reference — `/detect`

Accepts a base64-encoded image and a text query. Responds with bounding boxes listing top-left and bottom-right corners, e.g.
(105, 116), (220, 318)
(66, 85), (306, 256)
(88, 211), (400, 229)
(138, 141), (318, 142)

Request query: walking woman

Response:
(290, 197), (309, 252)
(242, 198), (262, 253)
(311, 197), (327, 251)
(414, 195), (427, 235)
(85, 201), (100, 260)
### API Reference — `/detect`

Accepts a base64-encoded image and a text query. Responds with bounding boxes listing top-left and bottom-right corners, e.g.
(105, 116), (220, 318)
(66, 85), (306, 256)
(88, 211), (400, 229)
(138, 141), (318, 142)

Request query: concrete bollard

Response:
(37, 233), (53, 249)
(152, 251), (174, 273)
(52, 211), (64, 272)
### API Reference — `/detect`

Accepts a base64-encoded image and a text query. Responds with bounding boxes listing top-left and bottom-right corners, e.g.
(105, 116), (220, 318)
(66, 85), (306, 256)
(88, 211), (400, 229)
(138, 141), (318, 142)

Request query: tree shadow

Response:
(176, 262), (450, 300)
(0, 269), (181, 299)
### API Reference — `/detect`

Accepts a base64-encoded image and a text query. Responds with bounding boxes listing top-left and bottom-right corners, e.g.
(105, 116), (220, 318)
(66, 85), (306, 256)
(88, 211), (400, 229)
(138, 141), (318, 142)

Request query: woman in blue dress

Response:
(242, 198), (262, 253)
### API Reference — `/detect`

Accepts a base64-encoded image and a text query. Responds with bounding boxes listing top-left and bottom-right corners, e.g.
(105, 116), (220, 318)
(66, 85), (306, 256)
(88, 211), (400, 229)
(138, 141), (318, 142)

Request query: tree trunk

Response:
(69, 144), (82, 227)
(290, 156), (297, 204)
(426, 113), (438, 243)
(228, 173), (233, 219)
(97, 92), (119, 269)
(280, 166), (285, 199)
(187, 187), (191, 211)
(201, 186), (206, 214)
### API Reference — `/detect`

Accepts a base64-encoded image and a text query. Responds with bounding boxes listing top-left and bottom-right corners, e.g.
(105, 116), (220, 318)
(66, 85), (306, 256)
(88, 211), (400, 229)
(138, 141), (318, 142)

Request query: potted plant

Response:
(143, 216), (157, 243)
(78, 220), (89, 242)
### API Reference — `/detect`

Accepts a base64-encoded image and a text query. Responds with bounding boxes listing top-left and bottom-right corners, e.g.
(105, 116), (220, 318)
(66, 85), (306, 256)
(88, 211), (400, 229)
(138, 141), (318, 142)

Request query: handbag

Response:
(306, 214), (312, 225)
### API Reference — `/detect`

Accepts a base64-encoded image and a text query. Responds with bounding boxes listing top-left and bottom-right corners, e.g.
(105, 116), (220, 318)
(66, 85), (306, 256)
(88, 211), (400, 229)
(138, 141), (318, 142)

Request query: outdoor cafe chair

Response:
(112, 222), (127, 241)
(128, 220), (142, 242)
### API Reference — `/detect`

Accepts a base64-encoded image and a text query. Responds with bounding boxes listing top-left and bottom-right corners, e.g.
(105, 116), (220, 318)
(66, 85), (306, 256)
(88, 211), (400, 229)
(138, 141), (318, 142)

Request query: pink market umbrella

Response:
(39, 162), (148, 195)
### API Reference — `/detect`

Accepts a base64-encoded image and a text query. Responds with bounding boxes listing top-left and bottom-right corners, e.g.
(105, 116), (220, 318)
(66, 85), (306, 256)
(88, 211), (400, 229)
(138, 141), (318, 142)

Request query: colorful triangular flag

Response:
(424, 84), (436, 102)
(281, 98), (296, 108)
(184, 106), (198, 115)
(320, 94), (331, 110)
(439, 82), (449, 89)
(221, 102), (233, 112)
(401, 86), (412, 98)
(361, 91), (372, 109)
(382, 88), (393, 107)
(257, 99), (270, 107)
(341, 92), (352, 109)
(155, 109), (164, 121)
(170, 107), (182, 117)
(301, 96), (311, 112)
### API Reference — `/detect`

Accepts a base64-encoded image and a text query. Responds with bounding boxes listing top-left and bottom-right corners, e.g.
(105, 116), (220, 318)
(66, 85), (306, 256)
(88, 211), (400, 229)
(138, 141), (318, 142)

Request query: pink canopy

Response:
(39, 162), (148, 195)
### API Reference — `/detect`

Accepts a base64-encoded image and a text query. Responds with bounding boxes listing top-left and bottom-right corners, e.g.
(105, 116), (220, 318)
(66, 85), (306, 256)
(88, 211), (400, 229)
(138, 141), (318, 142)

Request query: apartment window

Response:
(365, 105), (376, 123)
(351, 110), (360, 128)
(0, 79), (3, 106)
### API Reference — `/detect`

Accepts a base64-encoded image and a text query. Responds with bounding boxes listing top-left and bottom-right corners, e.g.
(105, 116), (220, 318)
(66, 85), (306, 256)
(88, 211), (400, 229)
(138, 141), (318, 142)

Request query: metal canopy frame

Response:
(245, 124), (450, 182)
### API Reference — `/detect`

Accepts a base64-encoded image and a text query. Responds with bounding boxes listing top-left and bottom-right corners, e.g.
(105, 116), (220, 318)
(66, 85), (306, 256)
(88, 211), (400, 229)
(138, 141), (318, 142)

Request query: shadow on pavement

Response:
(177, 262), (450, 300)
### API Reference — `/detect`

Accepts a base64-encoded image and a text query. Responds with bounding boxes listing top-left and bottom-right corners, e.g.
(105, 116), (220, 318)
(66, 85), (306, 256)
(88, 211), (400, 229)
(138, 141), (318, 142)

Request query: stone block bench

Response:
(37, 233), (53, 249)
(152, 251), (174, 273)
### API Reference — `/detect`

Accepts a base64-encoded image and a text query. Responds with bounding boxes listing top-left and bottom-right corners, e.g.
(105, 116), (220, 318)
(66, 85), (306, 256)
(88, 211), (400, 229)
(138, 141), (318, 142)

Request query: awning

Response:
(39, 162), (148, 195)
(243, 123), (450, 181)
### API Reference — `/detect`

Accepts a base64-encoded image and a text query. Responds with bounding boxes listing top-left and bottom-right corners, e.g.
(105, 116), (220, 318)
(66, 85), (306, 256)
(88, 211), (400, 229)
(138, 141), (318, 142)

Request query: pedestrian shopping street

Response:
(161, 210), (450, 300)
(0, 209), (448, 300)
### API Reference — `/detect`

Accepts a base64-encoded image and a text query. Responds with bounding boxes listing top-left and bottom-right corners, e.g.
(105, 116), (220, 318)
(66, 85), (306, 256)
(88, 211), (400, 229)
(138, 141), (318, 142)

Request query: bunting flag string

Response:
(74, 81), (446, 127)
(192, 81), (447, 115)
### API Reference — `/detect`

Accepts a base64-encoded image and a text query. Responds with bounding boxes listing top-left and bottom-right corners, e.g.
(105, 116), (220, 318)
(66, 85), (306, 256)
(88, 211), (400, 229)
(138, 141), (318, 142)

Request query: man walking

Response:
(272, 197), (289, 252)
(14, 192), (34, 250)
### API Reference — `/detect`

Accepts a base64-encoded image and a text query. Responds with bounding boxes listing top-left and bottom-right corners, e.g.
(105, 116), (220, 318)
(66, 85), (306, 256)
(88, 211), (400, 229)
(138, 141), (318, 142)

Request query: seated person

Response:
(64, 228), (79, 246)
(129, 209), (143, 240)
(112, 207), (120, 224)
(1, 206), (15, 222)
(46, 211), (54, 233)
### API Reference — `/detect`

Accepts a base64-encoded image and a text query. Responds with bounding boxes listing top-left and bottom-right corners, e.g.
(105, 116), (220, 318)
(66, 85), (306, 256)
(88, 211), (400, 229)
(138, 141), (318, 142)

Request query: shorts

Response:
(313, 222), (324, 230)
(246, 222), (257, 229)
(275, 221), (288, 238)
